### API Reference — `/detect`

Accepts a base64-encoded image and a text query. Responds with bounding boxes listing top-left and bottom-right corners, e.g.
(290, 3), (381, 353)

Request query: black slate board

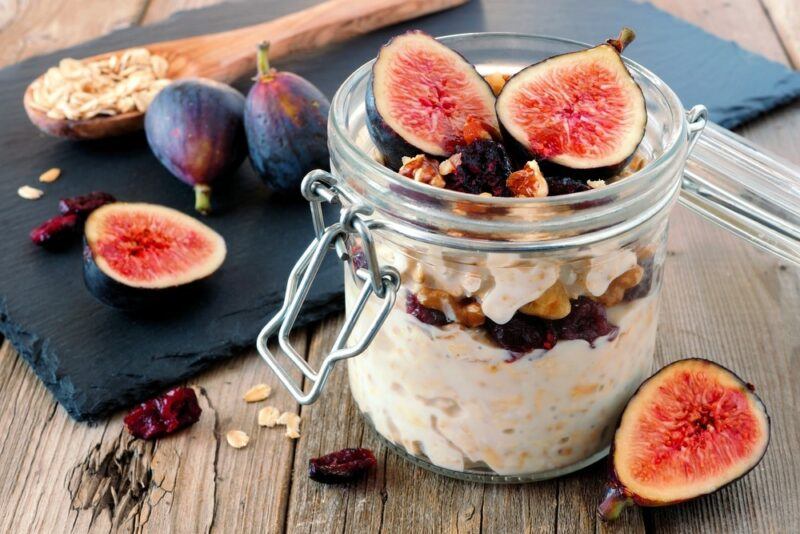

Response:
(1, 0), (799, 421)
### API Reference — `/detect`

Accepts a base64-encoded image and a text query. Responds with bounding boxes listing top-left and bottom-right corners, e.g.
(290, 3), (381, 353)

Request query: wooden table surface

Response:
(1, 1), (798, 532)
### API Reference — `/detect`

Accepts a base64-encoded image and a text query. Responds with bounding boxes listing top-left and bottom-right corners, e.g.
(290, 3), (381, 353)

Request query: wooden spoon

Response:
(23, 0), (468, 140)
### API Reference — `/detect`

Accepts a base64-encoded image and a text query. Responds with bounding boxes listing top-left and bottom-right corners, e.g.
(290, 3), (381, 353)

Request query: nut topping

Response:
(399, 154), (446, 188)
(416, 286), (486, 327)
(438, 153), (462, 176)
(519, 282), (571, 319)
(597, 265), (644, 307)
(507, 161), (548, 198)
(483, 72), (509, 96)
(587, 179), (607, 189)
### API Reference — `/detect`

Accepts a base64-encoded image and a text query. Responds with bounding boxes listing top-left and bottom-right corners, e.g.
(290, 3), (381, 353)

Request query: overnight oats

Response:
(259, 30), (706, 482)
(338, 29), (683, 481)
(345, 236), (663, 477)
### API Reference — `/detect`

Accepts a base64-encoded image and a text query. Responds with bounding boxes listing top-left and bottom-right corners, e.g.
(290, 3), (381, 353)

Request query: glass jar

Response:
(257, 34), (800, 483)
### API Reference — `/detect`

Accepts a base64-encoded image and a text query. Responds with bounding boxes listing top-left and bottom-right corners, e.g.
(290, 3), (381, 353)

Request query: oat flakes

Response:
(226, 430), (250, 449)
(243, 383), (272, 403)
(29, 48), (170, 120)
(276, 412), (301, 439)
(258, 406), (281, 427)
(39, 168), (61, 183)
(18, 185), (44, 200)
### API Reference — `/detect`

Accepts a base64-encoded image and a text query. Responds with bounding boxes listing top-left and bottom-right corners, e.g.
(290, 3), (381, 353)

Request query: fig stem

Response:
(194, 184), (212, 215)
(257, 41), (272, 77)
(597, 484), (634, 522)
(607, 27), (636, 54)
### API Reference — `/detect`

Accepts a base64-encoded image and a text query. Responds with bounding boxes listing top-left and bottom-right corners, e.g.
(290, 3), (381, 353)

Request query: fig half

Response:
(496, 28), (646, 173)
(599, 358), (770, 521)
(366, 31), (499, 169)
(83, 203), (226, 310)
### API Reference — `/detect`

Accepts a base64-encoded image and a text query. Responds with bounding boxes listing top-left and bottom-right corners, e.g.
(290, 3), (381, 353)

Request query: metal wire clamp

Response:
(256, 170), (400, 404)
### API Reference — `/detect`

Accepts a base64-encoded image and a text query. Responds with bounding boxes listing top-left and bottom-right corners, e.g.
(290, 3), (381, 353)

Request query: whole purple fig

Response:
(245, 42), (330, 195)
(145, 78), (246, 214)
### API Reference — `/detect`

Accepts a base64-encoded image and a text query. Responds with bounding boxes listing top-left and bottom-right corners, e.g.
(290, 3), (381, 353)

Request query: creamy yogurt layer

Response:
(345, 273), (658, 476)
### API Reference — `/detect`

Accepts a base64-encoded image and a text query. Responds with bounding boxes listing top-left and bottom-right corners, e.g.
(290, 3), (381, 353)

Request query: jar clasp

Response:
(255, 170), (400, 404)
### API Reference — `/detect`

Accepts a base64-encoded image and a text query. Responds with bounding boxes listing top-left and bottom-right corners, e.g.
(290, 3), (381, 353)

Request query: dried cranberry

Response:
(406, 292), (450, 326)
(309, 447), (377, 484)
(29, 213), (80, 250)
(58, 191), (116, 218)
(625, 256), (656, 301)
(484, 313), (557, 357)
(554, 297), (617, 346)
(445, 139), (513, 196)
(124, 386), (202, 440)
(544, 176), (591, 196)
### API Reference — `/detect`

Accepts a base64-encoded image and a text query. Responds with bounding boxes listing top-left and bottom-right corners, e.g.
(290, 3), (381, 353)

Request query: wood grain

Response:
(0, 0), (799, 532)
(0, 0), (148, 68)
(141, 0), (249, 25)
(761, 0), (800, 68)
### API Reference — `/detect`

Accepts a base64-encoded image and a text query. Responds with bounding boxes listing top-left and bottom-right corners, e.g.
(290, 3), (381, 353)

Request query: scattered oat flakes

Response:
(258, 406), (281, 427)
(243, 383), (272, 403)
(18, 185), (44, 200)
(38, 167), (61, 183)
(226, 430), (250, 449)
(277, 412), (301, 439)
(28, 47), (170, 121)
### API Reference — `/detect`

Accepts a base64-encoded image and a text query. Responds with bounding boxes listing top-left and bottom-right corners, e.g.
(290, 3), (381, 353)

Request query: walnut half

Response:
(399, 155), (445, 188)
(518, 282), (571, 319)
(597, 265), (644, 307)
(416, 287), (486, 327)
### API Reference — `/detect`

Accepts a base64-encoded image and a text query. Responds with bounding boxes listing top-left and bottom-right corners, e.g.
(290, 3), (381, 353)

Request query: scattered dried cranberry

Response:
(406, 292), (450, 326)
(58, 191), (116, 218)
(445, 139), (513, 196)
(29, 213), (80, 250)
(625, 256), (656, 301)
(485, 313), (557, 358)
(124, 386), (202, 440)
(544, 176), (591, 196)
(309, 447), (377, 484)
(554, 297), (617, 346)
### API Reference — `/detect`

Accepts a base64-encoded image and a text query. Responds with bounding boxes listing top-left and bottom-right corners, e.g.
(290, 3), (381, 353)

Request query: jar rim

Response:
(328, 32), (689, 251)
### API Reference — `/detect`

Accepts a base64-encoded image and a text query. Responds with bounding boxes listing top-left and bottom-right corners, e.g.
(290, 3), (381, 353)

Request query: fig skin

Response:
(496, 28), (646, 178)
(365, 80), (419, 171)
(83, 242), (200, 311)
(145, 79), (247, 214)
(366, 31), (498, 170)
(598, 358), (770, 522)
(82, 203), (226, 311)
(245, 42), (330, 196)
